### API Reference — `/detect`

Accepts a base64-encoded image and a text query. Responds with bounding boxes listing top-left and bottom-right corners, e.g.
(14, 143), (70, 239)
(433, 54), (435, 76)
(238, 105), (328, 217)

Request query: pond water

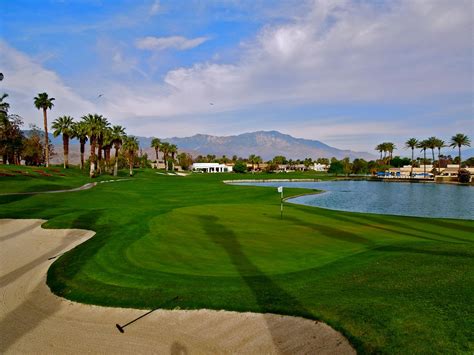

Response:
(233, 180), (474, 220)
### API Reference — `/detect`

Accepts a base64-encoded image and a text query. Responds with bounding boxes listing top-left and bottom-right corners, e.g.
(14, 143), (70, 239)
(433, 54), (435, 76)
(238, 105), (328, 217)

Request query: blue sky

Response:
(1, 0), (472, 153)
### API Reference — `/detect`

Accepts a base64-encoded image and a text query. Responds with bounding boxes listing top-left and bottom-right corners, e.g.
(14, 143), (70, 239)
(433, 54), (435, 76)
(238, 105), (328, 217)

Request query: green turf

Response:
(1, 167), (473, 353)
(0, 164), (128, 193)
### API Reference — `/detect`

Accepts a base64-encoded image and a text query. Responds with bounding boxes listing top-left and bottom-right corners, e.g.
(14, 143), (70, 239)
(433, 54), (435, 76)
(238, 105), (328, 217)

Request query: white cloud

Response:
(0, 40), (95, 126)
(109, 0), (472, 119)
(150, 0), (161, 15)
(136, 36), (209, 51)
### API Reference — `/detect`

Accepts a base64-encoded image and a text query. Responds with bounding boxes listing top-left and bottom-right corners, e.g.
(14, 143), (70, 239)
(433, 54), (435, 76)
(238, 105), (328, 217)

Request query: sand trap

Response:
(0, 219), (355, 354)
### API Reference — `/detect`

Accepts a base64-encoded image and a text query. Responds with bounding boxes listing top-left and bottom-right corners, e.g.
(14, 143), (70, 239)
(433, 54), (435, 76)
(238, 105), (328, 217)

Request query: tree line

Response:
(1, 92), (150, 177)
(376, 135), (471, 175)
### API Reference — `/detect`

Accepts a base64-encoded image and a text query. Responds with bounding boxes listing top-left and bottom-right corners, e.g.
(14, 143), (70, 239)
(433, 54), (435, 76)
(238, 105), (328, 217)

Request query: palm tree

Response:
(248, 154), (262, 171)
(426, 137), (438, 173)
(0, 93), (9, 118)
(151, 138), (161, 162)
(434, 138), (445, 174)
(450, 133), (471, 172)
(72, 121), (88, 170)
(160, 142), (170, 170)
(95, 116), (110, 173)
(82, 114), (104, 177)
(404, 138), (418, 177)
(52, 116), (74, 168)
(168, 144), (177, 171)
(122, 135), (139, 176)
(375, 144), (384, 160)
(33, 92), (55, 167)
(111, 125), (126, 176)
(417, 139), (430, 178)
(385, 142), (396, 164)
(101, 127), (113, 173)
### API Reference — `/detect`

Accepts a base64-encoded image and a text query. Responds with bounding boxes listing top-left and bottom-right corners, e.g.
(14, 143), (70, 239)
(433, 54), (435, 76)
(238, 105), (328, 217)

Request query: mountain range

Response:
(33, 130), (473, 164)
(160, 131), (375, 161)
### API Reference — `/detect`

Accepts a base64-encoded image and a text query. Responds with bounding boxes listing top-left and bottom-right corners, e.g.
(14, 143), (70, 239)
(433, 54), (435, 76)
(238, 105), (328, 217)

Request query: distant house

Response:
(313, 163), (329, 172)
(192, 163), (233, 173)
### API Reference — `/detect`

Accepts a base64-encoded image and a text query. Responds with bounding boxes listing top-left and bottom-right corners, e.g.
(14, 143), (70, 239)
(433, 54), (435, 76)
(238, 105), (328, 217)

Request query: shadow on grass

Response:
(309, 207), (472, 244)
(373, 245), (474, 258)
(197, 214), (318, 353)
(0, 194), (33, 206)
(276, 214), (373, 245)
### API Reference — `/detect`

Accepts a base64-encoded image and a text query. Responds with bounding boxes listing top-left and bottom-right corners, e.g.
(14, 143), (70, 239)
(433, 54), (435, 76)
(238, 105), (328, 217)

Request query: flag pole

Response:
(278, 186), (284, 219)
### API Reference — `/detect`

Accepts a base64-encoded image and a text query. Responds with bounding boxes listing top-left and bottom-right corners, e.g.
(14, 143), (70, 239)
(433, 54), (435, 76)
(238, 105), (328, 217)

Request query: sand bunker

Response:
(0, 219), (355, 354)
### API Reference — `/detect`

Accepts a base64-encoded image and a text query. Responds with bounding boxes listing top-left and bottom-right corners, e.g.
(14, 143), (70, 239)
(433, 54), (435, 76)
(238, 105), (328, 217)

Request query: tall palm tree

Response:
(101, 127), (113, 173)
(151, 137), (161, 162)
(111, 125), (125, 176)
(160, 142), (170, 170)
(72, 121), (88, 170)
(417, 139), (430, 178)
(434, 138), (445, 174)
(168, 144), (177, 171)
(33, 92), (55, 167)
(385, 142), (396, 164)
(404, 138), (418, 177)
(426, 137), (438, 173)
(95, 116), (110, 173)
(375, 144), (384, 161)
(122, 135), (139, 176)
(450, 133), (471, 172)
(82, 114), (103, 177)
(0, 93), (9, 118)
(52, 116), (74, 168)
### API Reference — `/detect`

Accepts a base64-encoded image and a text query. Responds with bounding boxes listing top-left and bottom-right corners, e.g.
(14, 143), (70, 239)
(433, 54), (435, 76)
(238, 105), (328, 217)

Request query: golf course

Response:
(1, 165), (473, 353)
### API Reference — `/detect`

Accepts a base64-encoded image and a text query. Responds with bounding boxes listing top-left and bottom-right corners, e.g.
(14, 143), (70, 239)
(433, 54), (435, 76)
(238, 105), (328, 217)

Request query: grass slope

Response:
(1, 167), (473, 353)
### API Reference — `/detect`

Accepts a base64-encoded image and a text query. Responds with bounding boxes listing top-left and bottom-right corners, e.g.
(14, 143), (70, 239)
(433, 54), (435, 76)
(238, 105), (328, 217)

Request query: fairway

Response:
(1, 167), (473, 353)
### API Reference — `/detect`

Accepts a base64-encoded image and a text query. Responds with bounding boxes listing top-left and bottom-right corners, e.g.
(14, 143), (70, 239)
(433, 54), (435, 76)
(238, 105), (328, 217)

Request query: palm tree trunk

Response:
(437, 148), (441, 174)
(114, 146), (119, 177)
(431, 149), (435, 174)
(410, 148), (414, 177)
(105, 147), (111, 173)
(63, 134), (69, 168)
(458, 145), (461, 172)
(155, 148), (159, 161)
(43, 108), (49, 167)
(129, 154), (133, 176)
(423, 150), (426, 178)
(97, 140), (103, 174)
(80, 141), (85, 170)
(90, 139), (96, 178)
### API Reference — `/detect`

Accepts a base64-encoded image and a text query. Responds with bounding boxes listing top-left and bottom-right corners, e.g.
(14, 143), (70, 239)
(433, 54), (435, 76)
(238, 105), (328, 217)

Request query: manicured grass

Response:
(0, 165), (127, 193)
(1, 168), (473, 353)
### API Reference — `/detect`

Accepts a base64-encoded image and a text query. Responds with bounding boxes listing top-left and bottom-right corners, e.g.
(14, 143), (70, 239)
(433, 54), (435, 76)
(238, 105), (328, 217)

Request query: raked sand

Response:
(0, 219), (355, 354)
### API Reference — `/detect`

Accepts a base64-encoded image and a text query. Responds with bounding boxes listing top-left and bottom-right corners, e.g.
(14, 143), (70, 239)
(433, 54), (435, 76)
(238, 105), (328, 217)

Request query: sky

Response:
(1, 0), (473, 153)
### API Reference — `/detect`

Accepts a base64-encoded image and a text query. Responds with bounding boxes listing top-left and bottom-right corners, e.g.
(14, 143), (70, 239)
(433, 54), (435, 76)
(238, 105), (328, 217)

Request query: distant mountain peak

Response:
(159, 130), (376, 160)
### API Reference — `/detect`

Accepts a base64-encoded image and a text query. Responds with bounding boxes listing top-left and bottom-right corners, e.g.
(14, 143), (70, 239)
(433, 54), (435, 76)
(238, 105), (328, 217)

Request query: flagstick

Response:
(278, 187), (283, 219)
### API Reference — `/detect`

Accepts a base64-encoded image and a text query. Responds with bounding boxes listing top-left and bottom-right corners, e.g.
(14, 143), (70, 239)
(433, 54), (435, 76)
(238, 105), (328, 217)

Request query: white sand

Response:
(0, 219), (355, 354)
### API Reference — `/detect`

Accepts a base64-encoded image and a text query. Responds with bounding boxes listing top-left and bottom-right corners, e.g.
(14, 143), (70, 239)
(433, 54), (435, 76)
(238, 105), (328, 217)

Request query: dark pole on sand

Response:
(116, 296), (179, 333)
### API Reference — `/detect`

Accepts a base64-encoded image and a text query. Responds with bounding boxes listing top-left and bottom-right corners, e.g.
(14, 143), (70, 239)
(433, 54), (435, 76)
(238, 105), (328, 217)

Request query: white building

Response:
(192, 163), (233, 173)
(313, 163), (329, 172)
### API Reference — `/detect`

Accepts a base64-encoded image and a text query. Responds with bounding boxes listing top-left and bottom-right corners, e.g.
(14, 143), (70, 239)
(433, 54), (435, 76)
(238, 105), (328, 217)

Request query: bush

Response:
(458, 169), (471, 183)
(233, 160), (247, 173)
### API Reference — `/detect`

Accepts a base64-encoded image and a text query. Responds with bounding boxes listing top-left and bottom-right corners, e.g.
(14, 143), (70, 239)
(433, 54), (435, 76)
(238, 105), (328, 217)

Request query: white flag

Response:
(277, 186), (283, 193)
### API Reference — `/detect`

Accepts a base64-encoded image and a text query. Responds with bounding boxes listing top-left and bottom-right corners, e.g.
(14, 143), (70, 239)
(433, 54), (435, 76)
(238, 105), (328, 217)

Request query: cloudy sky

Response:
(1, 0), (472, 152)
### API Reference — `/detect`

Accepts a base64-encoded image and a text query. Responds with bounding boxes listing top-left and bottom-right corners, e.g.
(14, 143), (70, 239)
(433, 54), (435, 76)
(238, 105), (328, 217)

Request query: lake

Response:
(233, 180), (474, 220)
